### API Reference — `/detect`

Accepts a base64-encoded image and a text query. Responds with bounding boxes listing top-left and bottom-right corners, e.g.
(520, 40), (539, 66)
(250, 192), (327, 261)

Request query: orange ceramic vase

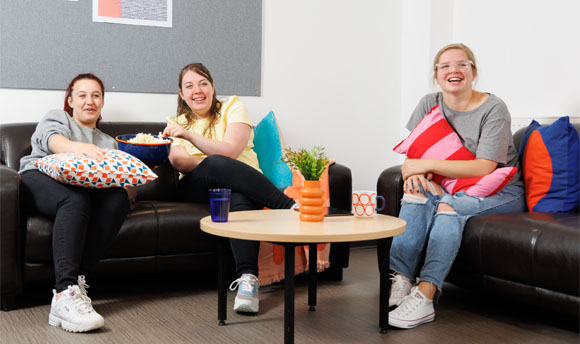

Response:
(299, 180), (325, 222)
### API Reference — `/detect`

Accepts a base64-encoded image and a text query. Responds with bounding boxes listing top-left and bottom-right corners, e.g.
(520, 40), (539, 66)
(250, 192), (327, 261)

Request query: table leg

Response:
(377, 237), (393, 333)
(284, 244), (296, 344)
(308, 243), (317, 311)
(217, 237), (228, 326)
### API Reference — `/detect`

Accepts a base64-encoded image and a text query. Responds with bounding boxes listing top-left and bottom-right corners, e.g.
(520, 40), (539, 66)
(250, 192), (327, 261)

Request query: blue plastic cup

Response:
(209, 188), (231, 222)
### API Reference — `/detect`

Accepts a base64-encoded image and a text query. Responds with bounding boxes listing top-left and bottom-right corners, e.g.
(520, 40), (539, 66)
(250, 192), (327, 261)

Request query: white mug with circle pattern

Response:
(352, 190), (385, 218)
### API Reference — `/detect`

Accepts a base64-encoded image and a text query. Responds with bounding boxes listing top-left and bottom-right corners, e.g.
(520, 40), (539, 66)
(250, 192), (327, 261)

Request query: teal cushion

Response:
(253, 111), (293, 190)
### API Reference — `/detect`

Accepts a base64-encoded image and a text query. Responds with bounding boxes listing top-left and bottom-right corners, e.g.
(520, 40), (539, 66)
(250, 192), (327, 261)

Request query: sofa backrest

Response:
(0, 122), (37, 170)
(0, 121), (180, 202)
(513, 122), (580, 151)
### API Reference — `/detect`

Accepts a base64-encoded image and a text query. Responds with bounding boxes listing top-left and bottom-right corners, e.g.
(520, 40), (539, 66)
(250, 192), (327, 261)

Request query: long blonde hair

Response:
(176, 63), (222, 138)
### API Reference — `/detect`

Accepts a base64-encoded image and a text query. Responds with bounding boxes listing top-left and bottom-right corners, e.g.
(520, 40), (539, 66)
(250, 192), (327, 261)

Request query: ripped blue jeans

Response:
(390, 181), (525, 289)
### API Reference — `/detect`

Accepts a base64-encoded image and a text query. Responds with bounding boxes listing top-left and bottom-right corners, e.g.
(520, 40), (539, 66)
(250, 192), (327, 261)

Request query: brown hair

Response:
(176, 63), (222, 138)
(63, 73), (105, 126)
(433, 43), (478, 80)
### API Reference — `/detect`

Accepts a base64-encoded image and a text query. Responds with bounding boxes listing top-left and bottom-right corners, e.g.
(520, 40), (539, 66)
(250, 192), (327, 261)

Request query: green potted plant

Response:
(282, 145), (329, 181)
(282, 146), (329, 222)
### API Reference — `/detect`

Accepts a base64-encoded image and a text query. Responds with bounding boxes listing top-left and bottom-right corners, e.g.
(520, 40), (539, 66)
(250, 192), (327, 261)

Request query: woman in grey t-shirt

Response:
(19, 74), (132, 333)
(387, 44), (526, 329)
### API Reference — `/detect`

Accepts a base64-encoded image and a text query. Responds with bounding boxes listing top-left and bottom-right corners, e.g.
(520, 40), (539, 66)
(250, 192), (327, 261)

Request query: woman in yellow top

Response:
(163, 63), (296, 315)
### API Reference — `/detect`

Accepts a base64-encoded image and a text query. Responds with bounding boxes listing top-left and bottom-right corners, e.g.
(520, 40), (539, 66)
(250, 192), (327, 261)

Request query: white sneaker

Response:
(48, 284), (104, 332)
(76, 275), (94, 311)
(389, 286), (435, 329)
(389, 274), (413, 307)
(229, 273), (259, 314)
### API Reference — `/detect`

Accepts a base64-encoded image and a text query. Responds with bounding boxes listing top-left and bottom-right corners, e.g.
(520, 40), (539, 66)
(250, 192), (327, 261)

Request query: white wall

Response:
(250, 1), (403, 192)
(453, 0), (580, 119)
(1, 0), (579, 191)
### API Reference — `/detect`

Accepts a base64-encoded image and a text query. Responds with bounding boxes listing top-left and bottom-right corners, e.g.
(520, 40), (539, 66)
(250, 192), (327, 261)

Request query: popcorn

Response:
(128, 133), (169, 144)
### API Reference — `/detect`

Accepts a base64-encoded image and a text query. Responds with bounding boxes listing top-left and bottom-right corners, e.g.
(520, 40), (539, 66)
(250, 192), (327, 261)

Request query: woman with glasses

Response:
(387, 43), (525, 328)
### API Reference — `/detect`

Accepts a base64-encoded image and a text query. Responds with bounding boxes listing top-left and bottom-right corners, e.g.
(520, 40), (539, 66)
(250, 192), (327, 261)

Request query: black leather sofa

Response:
(0, 121), (352, 311)
(377, 123), (579, 318)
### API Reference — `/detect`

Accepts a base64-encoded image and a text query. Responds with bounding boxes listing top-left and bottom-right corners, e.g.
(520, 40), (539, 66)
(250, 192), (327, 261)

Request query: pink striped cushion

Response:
(393, 105), (516, 197)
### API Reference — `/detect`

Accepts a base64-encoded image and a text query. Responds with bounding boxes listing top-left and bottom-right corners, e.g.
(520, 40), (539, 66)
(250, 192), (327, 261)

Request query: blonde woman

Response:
(387, 44), (525, 328)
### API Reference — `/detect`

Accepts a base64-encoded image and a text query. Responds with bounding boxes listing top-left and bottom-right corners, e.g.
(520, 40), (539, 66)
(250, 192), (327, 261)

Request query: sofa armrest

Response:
(377, 165), (404, 217)
(325, 163), (352, 273)
(0, 164), (24, 304)
(328, 163), (352, 211)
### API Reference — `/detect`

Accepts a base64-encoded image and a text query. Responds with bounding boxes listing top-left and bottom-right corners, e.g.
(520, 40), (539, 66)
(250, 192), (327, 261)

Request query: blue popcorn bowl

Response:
(115, 134), (173, 167)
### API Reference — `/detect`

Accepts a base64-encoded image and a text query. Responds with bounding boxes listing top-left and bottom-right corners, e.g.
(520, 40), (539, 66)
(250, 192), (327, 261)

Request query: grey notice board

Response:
(0, 0), (262, 95)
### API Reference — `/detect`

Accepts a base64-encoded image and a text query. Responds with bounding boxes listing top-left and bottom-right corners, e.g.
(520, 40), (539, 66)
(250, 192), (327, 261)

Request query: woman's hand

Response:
(401, 158), (431, 180)
(163, 123), (191, 141)
(70, 142), (107, 160)
(403, 173), (433, 194)
(49, 135), (105, 160)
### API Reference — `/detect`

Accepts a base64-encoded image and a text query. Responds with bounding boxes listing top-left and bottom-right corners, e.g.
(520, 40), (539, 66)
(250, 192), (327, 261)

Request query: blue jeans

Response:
(390, 181), (525, 289)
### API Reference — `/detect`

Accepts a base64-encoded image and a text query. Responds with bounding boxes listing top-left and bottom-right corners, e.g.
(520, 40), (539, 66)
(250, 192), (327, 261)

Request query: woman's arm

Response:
(163, 122), (251, 159)
(49, 134), (106, 160)
(401, 158), (498, 181)
(167, 145), (205, 173)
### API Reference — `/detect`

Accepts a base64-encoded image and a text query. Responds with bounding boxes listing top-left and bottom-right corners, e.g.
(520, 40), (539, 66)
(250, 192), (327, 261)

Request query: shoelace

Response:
(66, 286), (92, 315)
(76, 275), (94, 312)
(229, 275), (259, 293)
(393, 293), (422, 316)
(390, 274), (412, 298)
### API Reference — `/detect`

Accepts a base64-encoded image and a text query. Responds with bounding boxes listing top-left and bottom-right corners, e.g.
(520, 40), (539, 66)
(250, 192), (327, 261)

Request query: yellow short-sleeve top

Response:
(166, 95), (262, 174)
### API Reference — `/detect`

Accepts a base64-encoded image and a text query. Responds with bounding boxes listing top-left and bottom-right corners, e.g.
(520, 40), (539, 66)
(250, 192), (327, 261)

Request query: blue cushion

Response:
(519, 116), (579, 212)
(253, 111), (293, 190)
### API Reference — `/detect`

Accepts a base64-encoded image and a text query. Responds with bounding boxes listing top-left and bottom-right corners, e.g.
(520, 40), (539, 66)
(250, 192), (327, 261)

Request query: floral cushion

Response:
(34, 149), (158, 188)
(393, 105), (516, 197)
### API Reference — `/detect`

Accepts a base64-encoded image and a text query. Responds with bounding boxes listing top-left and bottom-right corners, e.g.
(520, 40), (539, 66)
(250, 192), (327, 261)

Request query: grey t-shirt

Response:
(19, 110), (117, 173)
(407, 92), (521, 184)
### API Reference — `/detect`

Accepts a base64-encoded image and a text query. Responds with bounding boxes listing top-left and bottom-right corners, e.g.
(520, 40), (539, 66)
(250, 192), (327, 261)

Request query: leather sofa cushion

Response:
(454, 212), (579, 296)
(153, 202), (216, 254)
(25, 201), (214, 262)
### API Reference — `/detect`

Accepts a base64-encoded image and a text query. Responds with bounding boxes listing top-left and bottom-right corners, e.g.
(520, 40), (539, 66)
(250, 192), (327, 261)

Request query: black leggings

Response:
(21, 170), (130, 292)
(178, 155), (295, 277)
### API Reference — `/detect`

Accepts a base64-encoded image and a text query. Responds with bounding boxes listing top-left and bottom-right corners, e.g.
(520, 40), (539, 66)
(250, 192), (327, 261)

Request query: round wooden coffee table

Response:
(201, 209), (406, 344)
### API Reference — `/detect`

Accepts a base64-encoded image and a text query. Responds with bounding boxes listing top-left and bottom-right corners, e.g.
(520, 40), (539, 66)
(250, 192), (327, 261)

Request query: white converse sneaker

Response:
(48, 284), (104, 332)
(389, 286), (435, 329)
(389, 274), (413, 307)
(229, 273), (259, 314)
